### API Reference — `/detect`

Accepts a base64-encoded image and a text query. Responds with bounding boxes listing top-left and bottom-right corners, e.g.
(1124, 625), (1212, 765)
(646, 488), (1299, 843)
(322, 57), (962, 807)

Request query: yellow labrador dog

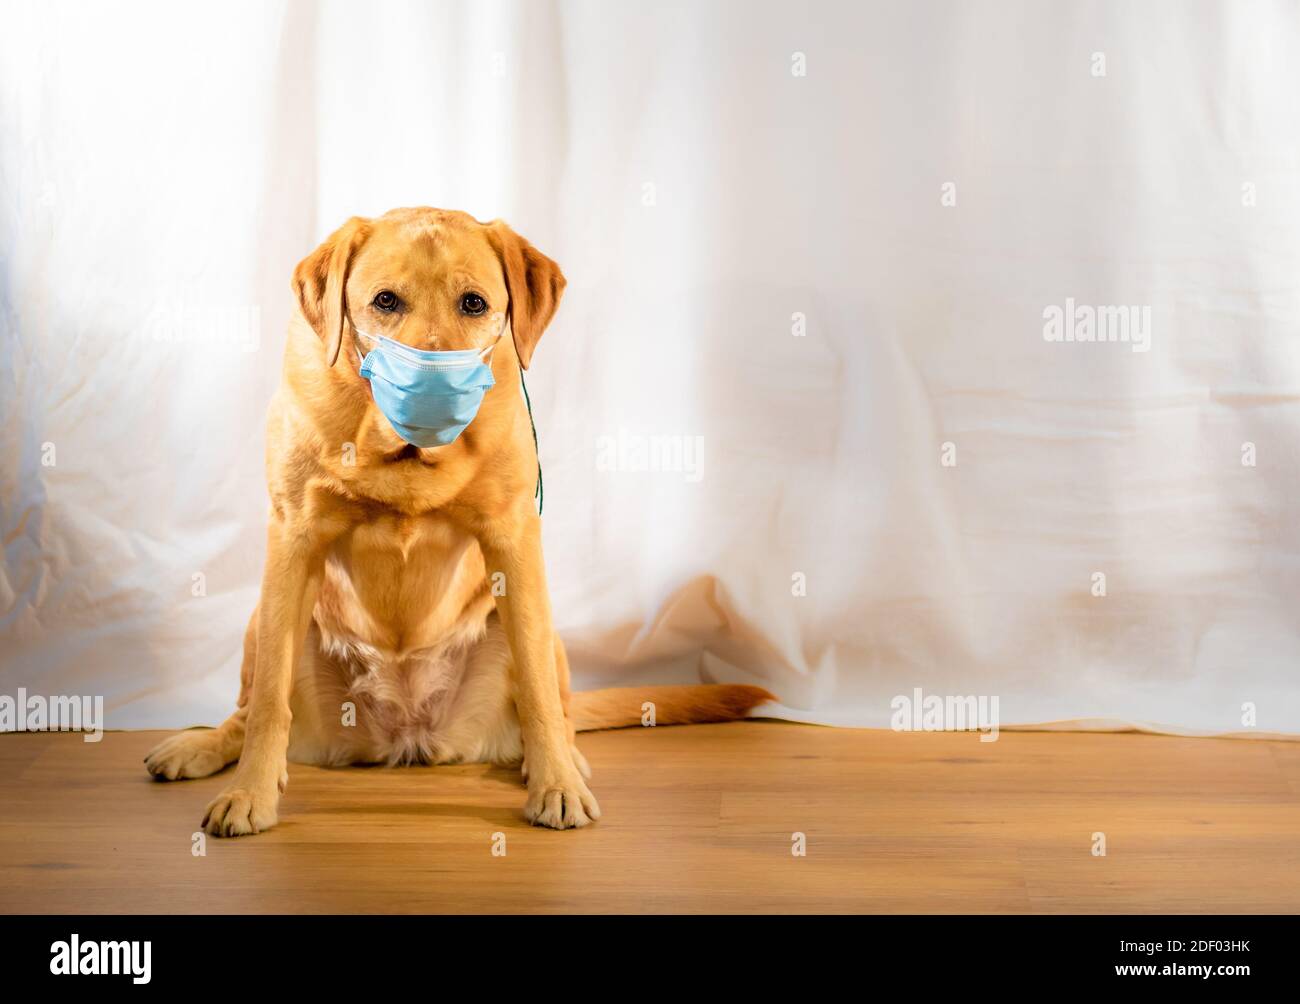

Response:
(145, 207), (773, 834)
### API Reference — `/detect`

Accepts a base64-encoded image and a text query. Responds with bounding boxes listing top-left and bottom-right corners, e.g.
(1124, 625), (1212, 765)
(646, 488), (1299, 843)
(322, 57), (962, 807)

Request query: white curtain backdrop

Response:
(2, 0), (1298, 736)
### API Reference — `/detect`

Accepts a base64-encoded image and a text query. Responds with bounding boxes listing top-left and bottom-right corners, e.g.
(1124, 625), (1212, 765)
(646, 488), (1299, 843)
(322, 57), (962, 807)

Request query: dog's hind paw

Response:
(144, 730), (228, 781)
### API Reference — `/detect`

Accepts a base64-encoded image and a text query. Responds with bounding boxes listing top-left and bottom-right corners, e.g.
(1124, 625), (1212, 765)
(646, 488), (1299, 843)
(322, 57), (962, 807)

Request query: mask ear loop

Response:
(476, 332), (504, 362)
(519, 367), (543, 516)
(352, 327), (378, 370)
(496, 322), (543, 516)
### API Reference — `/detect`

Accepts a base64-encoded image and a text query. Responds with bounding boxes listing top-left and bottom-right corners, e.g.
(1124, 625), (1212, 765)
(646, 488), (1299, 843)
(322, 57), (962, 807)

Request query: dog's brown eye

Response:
(460, 292), (487, 316)
(373, 290), (399, 312)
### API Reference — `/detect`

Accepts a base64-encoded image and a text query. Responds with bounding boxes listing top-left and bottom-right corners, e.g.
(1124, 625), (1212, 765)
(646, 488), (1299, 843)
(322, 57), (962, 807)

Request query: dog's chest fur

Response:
(308, 510), (494, 764)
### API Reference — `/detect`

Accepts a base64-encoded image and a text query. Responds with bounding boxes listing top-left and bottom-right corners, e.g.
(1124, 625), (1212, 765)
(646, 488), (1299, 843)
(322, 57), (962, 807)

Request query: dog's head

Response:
(292, 207), (565, 370)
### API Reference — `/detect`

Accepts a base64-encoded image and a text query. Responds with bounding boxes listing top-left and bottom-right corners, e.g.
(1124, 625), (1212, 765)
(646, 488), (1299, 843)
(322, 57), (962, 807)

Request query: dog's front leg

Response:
(482, 514), (600, 829)
(203, 517), (322, 837)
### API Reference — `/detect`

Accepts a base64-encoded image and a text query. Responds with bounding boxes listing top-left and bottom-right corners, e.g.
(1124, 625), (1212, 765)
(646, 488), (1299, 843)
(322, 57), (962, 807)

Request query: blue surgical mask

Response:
(356, 329), (500, 447)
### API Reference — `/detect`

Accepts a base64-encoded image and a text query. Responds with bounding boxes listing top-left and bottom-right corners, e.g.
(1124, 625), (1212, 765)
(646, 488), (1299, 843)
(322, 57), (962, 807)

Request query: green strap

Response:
(519, 369), (543, 515)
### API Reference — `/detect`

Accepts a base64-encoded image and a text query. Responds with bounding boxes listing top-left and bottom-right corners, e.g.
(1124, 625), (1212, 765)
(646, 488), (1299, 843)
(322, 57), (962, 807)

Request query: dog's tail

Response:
(570, 684), (778, 732)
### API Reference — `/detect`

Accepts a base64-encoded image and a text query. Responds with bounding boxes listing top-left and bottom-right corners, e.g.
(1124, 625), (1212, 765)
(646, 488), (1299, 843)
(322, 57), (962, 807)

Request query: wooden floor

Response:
(1, 723), (1297, 913)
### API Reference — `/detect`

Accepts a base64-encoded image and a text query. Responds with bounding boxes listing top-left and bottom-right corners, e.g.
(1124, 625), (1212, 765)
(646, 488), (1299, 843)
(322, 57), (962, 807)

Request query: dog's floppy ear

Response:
(486, 221), (566, 370)
(292, 216), (370, 367)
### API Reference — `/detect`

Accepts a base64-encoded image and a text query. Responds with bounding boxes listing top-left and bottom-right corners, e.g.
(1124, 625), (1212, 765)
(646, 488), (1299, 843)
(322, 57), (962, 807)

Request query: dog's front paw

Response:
(202, 782), (281, 837)
(523, 759), (600, 830)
